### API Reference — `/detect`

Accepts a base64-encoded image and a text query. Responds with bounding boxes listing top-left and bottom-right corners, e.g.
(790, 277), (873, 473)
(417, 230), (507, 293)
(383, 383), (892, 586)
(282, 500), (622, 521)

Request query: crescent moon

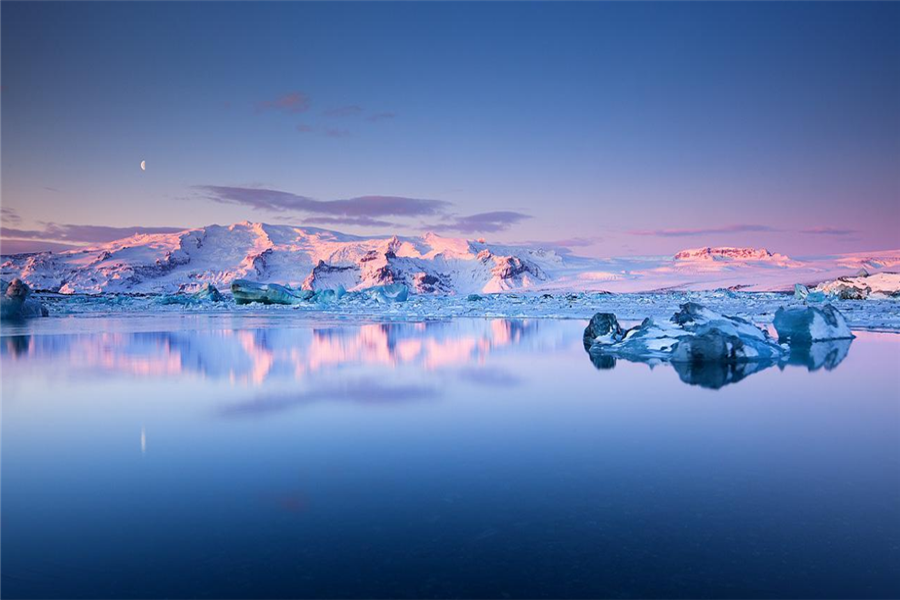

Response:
(140, 160), (146, 171)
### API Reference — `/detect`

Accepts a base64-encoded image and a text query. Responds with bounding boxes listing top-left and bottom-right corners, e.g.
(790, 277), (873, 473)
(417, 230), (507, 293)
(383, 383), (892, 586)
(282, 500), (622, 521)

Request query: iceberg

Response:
(583, 303), (858, 389)
(582, 312), (624, 350)
(585, 302), (786, 364)
(194, 283), (224, 302)
(366, 283), (409, 303)
(793, 284), (826, 302)
(231, 279), (314, 305)
(311, 285), (346, 304)
(158, 283), (225, 305)
(773, 304), (854, 343)
(1, 278), (49, 320)
(809, 273), (900, 300)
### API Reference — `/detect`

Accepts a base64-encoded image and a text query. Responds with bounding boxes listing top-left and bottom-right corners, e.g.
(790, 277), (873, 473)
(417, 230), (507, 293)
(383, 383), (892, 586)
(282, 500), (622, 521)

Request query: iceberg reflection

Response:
(586, 338), (853, 389)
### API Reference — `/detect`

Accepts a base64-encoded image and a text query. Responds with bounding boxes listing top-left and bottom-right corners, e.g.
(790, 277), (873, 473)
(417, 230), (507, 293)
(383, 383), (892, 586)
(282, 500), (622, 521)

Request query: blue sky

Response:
(1, 1), (898, 256)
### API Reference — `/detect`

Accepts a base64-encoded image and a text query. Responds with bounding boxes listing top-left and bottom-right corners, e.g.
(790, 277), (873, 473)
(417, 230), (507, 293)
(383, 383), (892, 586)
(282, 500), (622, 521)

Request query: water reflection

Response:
(586, 339), (853, 389)
(3, 318), (855, 394)
(220, 378), (442, 417)
(2, 317), (897, 599)
(4, 334), (30, 357)
(0, 319), (542, 385)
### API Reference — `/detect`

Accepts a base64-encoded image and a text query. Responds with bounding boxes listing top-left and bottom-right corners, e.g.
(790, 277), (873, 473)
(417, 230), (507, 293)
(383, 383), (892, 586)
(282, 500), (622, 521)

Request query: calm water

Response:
(2, 316), (899, 599)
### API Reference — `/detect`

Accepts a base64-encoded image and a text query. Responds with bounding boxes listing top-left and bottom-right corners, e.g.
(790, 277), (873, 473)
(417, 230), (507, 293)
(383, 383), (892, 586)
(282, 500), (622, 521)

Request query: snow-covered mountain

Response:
(0, 222), (561, 294)
(672, 247), (795, 265)
(1, 221), (897, 294)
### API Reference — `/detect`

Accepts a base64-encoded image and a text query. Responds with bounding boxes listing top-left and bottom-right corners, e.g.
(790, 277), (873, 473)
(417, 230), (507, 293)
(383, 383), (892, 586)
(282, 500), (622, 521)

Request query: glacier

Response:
(3, 221), (900, 296)
(0, 221), (897, 333)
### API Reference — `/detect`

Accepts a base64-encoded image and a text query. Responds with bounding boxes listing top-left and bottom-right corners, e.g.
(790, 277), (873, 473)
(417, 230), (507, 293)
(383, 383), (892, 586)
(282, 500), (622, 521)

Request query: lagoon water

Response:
(2, 315), (899, 598)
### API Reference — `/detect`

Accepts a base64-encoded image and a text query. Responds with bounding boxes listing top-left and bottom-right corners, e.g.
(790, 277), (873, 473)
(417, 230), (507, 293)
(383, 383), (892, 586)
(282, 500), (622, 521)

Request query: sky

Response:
(1, 1), (898, 257)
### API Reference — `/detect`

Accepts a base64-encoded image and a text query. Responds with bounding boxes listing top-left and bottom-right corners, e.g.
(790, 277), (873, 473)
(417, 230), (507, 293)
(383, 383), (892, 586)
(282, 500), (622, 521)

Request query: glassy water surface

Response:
(2, 315), (899, 598)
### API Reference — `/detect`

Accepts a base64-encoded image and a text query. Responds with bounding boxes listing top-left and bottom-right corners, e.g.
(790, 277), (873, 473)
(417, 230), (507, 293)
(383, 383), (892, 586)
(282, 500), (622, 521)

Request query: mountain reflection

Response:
(0, 320), (541, 384)
(586, 338), (853, 389)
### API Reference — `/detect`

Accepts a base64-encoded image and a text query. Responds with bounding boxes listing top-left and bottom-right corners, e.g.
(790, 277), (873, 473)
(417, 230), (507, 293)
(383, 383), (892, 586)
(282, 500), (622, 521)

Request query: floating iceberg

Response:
(799, 272), (900, 301)
(583, 302), (856, 389)
(311, 285), (346, 304)
(793, 284), (826, 302)
(585, 303), (786, 367)
(773, 304), (854, 343)
(1, 279), (48, 320)
(231, 279), (314, 305)
(158, 283), (225, 305)
(582, 312), (624, 350)
(366, 283), (409, 303)
(194, 283), (224, 302)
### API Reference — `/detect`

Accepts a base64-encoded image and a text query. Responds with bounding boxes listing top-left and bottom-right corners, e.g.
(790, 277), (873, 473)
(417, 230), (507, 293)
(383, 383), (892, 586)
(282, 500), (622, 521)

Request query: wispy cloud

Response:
(255, 91), (310, 114)
(324, 127), (351, 138)
(1, 239), (81, 254)
(1, 206), (22, 225)
(518, 236), (602, 252)
(367, 112), (396, 122)
(629, 224), (777, 237)
(800, 226), (857, 236)
(1, 223), (184, 244)
(323, 105), (363, 117)
(296, 124), (353, 138)
(196, 186), (451, 219)
(303, 216), (396, 228)
(431, 211), (532, 233)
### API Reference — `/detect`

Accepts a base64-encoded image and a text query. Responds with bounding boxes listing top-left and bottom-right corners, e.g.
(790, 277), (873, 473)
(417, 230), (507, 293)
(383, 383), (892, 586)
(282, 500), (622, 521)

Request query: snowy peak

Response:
(674, 247), (779, 261)
(0, 222), (555, 295)
(2, 222), (897, 294)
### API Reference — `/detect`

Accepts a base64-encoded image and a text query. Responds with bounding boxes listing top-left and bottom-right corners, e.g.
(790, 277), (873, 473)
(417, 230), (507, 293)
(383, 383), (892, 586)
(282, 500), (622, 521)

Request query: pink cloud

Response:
(255, 91), (310, 114)
(629, 224), (777, 237)
(323, 105), (363, 117)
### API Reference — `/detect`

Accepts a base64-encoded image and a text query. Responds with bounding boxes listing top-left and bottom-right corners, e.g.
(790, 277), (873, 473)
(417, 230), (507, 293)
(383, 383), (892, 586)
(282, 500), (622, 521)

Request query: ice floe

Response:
(1, 279), (48, 320)
(581, 302), (860, 389)
(584, 302), (787, 365)
(773, 304), (854, 343)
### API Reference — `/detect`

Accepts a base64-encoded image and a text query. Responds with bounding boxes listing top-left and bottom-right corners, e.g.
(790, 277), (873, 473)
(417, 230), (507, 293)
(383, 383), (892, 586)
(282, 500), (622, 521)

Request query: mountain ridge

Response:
(2, 221), (898, 294)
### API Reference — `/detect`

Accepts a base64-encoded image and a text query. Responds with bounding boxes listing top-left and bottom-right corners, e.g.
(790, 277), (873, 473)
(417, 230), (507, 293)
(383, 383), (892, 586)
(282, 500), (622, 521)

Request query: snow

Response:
(814, 272), (900, 299)
(4, 221), (899, 295)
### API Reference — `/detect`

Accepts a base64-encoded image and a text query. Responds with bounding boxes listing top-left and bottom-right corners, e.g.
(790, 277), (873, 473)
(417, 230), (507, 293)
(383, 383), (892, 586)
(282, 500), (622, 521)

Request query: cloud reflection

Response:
(220, 378), (440, 417)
